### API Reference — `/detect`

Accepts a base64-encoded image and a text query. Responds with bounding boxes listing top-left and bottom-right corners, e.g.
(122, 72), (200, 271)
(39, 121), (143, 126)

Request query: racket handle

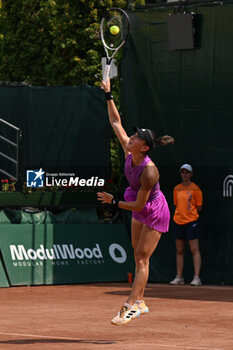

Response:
(103, 64), (111, 82)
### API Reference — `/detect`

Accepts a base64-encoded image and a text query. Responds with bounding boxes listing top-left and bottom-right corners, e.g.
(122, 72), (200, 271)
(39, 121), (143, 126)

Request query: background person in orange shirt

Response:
(170, 164), (203, 286)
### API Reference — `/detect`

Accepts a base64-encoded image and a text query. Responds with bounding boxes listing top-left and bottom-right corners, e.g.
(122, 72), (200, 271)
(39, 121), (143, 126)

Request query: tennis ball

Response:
(110, 25), (120, 35)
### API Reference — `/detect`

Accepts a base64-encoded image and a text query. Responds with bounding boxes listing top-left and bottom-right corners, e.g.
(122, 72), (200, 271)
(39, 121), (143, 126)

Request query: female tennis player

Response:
(97, 78), (174, 325)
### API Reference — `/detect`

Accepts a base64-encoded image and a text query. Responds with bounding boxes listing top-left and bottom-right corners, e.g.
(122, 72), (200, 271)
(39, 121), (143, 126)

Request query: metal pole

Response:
(16, 128), (23, 191)
(0, 118), (20, 131)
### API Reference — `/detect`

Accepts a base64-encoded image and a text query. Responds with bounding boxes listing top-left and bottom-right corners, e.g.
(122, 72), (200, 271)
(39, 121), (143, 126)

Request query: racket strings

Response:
(102, 10), (129, 50)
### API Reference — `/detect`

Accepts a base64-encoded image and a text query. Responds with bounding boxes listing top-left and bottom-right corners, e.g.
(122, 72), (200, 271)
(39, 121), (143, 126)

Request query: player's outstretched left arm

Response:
(101, 78), (129, 159)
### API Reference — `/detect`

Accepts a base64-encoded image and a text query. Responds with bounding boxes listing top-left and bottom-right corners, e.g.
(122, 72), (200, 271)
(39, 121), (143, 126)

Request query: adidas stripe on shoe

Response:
(111, 304), (141, 325)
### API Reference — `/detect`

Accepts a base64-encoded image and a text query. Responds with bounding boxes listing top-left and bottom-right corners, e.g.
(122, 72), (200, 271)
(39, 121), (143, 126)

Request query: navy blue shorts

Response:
(173, 220), (200, 240)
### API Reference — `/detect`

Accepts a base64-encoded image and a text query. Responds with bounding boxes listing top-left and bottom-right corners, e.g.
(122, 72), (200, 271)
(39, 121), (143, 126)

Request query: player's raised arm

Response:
(101, 78), (129, 158)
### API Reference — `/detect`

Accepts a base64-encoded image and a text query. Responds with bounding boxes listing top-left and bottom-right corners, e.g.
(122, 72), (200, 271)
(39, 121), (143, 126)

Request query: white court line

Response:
(144, 344), (224, 350)
(0, 332), (81, 341)
(0, 332), (225, 350)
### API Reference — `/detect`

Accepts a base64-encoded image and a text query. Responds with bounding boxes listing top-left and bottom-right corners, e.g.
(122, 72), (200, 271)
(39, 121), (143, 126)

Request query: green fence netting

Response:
(0, 209), (99, 224)
(0, 85), (111, 180)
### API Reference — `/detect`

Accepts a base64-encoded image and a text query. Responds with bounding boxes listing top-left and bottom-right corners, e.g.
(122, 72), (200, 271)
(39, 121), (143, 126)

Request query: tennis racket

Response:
(100, 8), (130, 82)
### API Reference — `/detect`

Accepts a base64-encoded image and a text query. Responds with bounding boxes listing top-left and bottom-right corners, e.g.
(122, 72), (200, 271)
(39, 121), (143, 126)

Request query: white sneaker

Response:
(111, 303), (140, 325)
(190, 276), (202, 286)
(136, 300), (149, 314)
(170, 276), (185, 285)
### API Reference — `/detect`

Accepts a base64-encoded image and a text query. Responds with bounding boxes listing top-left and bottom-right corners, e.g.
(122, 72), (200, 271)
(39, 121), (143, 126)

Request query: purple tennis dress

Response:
(124, 154), (170, 233)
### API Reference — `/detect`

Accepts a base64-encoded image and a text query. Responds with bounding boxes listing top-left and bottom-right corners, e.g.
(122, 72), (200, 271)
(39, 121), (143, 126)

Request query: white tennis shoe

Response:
(137, 300), (149, 314)
(190, 276), (202, 286)
(170, 276), (185, 285)
(111, 303), (140, 325)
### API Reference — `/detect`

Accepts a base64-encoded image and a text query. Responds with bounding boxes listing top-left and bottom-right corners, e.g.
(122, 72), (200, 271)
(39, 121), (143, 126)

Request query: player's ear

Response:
(142, 144), (149, 153)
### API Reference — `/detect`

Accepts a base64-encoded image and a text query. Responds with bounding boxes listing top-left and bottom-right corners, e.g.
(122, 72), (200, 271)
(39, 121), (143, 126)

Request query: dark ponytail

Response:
(156, 135), (175, 146)
(140, 129), (174, 153)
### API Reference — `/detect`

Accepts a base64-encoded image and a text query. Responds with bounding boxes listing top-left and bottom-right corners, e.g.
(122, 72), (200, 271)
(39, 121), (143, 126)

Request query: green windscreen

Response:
(120, 4), (233, 284)
(0, 85), (111, 181)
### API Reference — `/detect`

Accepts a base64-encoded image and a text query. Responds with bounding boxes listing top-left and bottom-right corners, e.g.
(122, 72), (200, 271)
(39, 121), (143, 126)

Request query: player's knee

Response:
(134, 252), (149, 269)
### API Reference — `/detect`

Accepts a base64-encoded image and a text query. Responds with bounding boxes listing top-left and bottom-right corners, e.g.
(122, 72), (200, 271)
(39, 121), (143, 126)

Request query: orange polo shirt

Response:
(173, 182), (203, 225)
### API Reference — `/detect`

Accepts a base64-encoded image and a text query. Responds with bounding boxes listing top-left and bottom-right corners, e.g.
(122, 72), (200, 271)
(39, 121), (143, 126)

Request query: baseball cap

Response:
(132, 127), (154, 149)
(180, 164), (193, 173)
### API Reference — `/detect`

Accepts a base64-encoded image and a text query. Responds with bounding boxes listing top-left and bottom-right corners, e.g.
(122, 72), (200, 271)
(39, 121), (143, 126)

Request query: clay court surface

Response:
(0, 283), (232, 350)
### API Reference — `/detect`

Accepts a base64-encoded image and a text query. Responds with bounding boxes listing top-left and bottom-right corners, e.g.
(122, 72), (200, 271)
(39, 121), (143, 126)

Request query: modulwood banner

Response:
(0, 224), (134, 286)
